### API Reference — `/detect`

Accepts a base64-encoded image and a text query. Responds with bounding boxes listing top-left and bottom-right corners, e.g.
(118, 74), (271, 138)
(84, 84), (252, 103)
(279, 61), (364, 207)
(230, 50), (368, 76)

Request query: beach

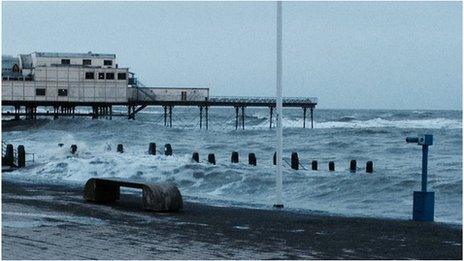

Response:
(2, 179), (461, 259)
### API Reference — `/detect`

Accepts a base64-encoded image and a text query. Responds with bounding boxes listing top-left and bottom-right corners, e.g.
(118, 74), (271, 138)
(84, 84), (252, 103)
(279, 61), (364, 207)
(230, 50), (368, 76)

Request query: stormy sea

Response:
(2, 108), (462, 224)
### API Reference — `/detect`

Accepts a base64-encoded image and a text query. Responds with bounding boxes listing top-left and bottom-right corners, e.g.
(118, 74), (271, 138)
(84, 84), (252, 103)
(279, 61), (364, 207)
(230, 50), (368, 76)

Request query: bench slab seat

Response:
(84, 178), (183, 212)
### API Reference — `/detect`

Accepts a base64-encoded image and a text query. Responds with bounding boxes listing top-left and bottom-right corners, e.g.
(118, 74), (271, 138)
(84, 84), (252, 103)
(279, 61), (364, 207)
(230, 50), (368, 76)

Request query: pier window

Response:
(58, 89), (68, 96)
(35, 89), (46, 96)
(85, 72), (95, 79)
(61, 59), (70, 65)
(98, 72), (105, 79)
(106, 73), (115, 80)
(83, 59), (92, 66)
(104, 60), (113, 66)
(117, 73), (126, 80)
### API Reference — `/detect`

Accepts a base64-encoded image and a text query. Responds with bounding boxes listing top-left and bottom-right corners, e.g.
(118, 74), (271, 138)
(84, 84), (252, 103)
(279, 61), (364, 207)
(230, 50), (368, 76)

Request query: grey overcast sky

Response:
(2, 1), (462, 110)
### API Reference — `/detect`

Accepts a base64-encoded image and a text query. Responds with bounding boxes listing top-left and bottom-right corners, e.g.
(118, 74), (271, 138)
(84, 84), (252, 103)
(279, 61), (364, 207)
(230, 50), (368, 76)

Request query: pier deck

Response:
(2, 96), (317, 129)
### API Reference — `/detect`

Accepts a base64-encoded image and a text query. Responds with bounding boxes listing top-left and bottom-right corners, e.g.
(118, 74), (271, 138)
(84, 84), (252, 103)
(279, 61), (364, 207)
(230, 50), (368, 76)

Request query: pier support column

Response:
(205, 106), (209, 130)
(310, 107), (314, 129)
(53, 106), (59, 120)
(199, 106), (203, 129)
(269, 106), (274, 129)
(163, 105), (167, 127)
(128, 105), (136, 120)
(235, 106), (239, 130)
(14, 105), (20, 120)
(169, 105), (173, 128)
(93, 106), (97, 119)
(109, 105), (112, 120)
(241, 106), (245, 130)
(26, 105), (37, 120)
(25, 106), (30, 120)
(303, 107), (307, 128)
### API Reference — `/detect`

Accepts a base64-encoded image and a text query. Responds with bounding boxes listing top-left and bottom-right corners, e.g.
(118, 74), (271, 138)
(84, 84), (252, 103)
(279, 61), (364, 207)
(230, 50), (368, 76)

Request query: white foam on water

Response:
(285, 118), (462, 129)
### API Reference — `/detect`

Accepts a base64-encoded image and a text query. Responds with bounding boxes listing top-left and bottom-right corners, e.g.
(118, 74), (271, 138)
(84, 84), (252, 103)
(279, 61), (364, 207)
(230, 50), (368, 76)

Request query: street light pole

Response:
(274, 0), (284, 209)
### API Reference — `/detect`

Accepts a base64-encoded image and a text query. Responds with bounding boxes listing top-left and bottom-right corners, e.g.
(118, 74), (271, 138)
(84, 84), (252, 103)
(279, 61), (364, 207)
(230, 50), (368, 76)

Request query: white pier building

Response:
(2, 52), (209, 103)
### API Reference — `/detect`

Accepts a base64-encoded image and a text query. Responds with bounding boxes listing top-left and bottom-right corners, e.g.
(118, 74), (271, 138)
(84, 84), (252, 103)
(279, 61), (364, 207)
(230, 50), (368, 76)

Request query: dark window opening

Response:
(117, 73), (126, 80)
(98, 72), (105, 79)
(12, 64), (20, 72)
(36, 89), (46, 96)
(106, 73), (114, 80)
(83, 59), (92, 66)
(104, 60), (113, 66)
(181, 91), (187, 101)
(58, 89), (68, 96)
(61, 59), (70, 65)
(85, 72), (94, 79)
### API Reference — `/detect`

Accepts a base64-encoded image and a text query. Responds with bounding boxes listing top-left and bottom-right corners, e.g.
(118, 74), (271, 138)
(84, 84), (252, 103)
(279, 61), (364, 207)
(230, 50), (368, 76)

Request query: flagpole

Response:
(273, 0), (284, 209)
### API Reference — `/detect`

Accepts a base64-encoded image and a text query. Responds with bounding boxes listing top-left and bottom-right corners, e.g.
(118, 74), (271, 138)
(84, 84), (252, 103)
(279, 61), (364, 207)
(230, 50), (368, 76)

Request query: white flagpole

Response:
(274, 0), (284, 209)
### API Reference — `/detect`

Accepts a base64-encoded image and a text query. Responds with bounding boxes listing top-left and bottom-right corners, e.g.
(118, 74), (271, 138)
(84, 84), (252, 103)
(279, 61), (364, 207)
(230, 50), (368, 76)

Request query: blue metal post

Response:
(421, 145), (428, 192)
(407, 134), (434, 222)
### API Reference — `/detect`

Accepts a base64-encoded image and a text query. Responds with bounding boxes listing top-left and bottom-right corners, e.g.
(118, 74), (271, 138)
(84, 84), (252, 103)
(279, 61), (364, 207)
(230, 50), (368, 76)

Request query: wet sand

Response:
(2, 179), (462, 259)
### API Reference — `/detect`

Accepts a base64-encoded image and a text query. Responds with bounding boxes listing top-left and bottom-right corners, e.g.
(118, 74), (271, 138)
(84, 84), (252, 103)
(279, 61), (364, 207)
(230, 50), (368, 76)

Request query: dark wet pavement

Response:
(2, 179), (462, 259)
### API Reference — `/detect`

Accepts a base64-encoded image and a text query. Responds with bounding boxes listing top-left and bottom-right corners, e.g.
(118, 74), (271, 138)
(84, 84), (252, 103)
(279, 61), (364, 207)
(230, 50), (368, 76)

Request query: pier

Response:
(2, 96), (317, 129)
(1, 52), (317, 129)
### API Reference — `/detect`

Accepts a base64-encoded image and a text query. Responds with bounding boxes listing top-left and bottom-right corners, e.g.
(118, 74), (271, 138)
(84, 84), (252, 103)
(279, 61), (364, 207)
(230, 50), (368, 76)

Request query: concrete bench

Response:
(84, 178), (183, 212)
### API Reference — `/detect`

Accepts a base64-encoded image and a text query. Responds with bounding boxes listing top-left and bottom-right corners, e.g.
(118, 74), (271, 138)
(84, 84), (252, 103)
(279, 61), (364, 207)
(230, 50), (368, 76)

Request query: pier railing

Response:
(208, 96), (317, 105)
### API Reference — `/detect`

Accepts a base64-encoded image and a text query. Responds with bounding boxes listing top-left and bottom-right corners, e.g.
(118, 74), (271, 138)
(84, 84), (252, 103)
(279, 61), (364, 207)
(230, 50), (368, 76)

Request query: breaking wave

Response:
(311, 118), (461, 129)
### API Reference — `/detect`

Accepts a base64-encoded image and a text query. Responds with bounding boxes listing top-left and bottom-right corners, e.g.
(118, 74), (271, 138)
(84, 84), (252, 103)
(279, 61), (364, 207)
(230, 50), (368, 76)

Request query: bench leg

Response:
(84, 180), (120, 203)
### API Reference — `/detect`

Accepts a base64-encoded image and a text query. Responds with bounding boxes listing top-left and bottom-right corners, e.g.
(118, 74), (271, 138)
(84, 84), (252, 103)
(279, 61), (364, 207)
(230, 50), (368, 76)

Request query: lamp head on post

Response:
(406, 134), (433, 146)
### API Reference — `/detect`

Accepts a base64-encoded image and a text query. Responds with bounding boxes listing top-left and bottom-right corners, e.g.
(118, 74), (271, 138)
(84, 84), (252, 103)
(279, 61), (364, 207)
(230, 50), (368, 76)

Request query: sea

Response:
(2, 107), (462, 224)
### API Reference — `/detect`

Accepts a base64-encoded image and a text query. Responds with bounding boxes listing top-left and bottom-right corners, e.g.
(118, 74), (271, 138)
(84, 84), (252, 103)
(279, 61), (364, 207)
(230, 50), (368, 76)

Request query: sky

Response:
(2, 1), (462, 110)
